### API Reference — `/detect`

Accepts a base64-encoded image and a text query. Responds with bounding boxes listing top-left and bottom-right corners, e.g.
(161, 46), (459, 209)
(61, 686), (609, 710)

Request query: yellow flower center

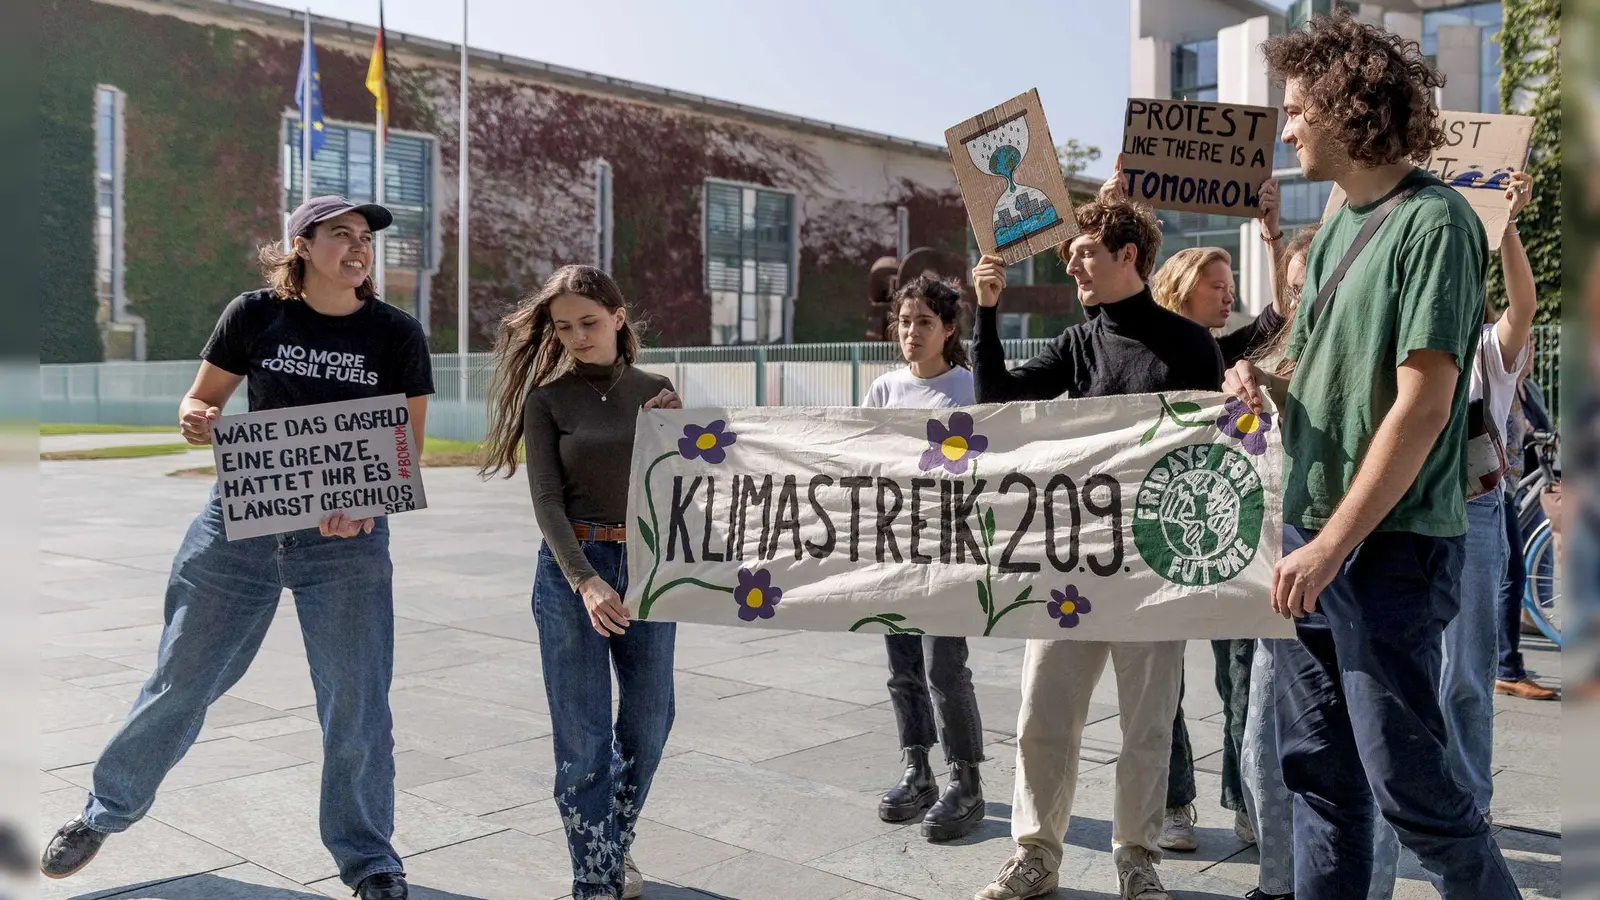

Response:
(940, 436), (969, 461)
(1237, 413), (1259, 434)
(744, 588), (764, 608)
(1059, 599), (1076, 616)
(695, 433), (718, 451)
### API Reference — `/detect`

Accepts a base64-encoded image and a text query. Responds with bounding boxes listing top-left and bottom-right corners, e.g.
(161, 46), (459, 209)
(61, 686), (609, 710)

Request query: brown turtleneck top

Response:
(523, 360), (674, 590)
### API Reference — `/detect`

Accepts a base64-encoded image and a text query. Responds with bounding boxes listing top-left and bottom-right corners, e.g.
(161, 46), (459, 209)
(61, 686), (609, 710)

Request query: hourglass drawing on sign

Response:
(963, 112), (1061, 250)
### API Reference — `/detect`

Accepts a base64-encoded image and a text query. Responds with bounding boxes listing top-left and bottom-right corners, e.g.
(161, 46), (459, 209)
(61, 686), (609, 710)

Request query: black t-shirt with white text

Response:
(201, 289), (435, 412)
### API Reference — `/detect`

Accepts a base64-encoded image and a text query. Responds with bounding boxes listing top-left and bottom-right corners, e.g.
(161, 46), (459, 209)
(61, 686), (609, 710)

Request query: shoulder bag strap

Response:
(1310, 174), (1441, 329)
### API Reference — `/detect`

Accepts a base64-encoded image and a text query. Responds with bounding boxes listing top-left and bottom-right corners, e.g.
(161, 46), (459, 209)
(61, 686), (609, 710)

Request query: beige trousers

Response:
(1010, 638), (1186, 869)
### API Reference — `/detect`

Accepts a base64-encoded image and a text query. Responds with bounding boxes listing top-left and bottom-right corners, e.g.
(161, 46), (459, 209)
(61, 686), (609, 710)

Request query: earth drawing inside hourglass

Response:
(963, 114), (1060, 249)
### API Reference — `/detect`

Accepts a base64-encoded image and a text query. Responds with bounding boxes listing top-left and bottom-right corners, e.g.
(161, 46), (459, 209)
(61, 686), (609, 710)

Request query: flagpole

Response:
(374, 107), (386, 299)
(456, 0), (470, 403)
(301, 8), (311, 206)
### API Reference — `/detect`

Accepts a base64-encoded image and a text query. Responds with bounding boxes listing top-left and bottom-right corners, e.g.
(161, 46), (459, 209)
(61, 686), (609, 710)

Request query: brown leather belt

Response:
(573, 522), (626, 543)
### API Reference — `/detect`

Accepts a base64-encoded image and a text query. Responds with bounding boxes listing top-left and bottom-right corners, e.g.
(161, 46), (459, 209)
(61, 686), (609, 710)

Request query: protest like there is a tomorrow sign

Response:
(1118, 98), (1279, 217)
(210, 394), (427, 540)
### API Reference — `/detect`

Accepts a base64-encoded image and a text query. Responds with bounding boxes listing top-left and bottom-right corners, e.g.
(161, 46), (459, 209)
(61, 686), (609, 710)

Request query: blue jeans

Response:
(83, 497), (401, 888)
(884, 635), (984, 764)
(1439, 492), (1506, 815)
(1497, 490), (1529, 681)
(1273, 525), (1520, 900)
(534, 540), (675, 900)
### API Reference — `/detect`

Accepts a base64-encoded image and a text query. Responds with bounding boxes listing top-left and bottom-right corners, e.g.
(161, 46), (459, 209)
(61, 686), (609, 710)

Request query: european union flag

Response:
(294, 31), (326, 158)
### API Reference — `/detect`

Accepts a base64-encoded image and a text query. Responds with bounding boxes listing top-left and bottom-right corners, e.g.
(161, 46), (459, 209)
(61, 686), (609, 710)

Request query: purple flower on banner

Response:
(1217, 397), (1272, 456)
(919, 411), (989, 475)
(1047, 585), (1092, 629)
(734, 568), (782, 622)
(679, 420), (738, 464)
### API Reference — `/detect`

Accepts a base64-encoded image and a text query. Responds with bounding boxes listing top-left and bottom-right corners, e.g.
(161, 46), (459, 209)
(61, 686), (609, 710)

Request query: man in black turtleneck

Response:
(971, 198), (1220, 900)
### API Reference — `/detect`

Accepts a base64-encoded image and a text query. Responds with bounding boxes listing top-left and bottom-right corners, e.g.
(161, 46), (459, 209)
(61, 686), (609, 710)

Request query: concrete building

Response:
(50, 0), (1095, 362)
(1128, 0), (1507, 320)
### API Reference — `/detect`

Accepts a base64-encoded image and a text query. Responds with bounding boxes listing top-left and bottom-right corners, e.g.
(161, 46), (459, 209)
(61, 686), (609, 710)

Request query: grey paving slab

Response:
(662, 688), (869, 765)
(213, 715), (321, 743)
(1490, 770), (1560, 833)
(37, 789), (242, 900)
(448, 610), (541, 644)
(308, 829), (570, 900)
(84, 863), (326, 899)
(40, 680), (137, 734)
(249, 727), (329, 764)
(641, 751), (899, 865)
(756, 730), (913, 795)
(41, 722), (141, 770)
(479, 798), (563, 838)
(212, 648), (321, 711)
(147, 765), (500, 884)
(402, 768), (553, 816)
(385, 685), (553, 757)
(67, 668), (153, 690)
(389, 653), (550, 715)
(52, 737), (305, 794)
(40, 655), (144, 683)
(58, 624), (167, 662)
(629, 817), (749, 882)
(393, 749), (480, 791)
(677, 850), (863, 900)
(1493, 708), (1560, 776)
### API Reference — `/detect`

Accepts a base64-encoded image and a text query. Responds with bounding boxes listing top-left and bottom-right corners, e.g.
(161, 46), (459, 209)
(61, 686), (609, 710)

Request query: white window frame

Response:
(95, 84), (145, 360)
(702, 177), (800, 345)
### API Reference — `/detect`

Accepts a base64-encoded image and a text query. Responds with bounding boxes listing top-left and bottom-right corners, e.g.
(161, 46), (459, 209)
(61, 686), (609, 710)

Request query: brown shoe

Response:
(1495, 678), (1559, 701)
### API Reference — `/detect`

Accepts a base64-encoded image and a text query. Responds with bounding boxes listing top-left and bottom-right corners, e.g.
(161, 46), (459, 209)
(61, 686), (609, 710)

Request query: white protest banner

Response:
(1322, 111), (1533, 251)
(1118, 98), (1279, 217)
(211, 393), (426, 540)
(624, 394), (1293, 642)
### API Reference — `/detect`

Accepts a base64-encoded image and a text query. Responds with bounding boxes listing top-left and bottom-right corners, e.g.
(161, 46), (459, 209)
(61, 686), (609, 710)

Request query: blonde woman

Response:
(480, 265), (679, 900)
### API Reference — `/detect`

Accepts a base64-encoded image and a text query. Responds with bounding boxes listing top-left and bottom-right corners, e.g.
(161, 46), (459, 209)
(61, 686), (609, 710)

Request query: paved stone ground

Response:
(38, 445), (1563, 900)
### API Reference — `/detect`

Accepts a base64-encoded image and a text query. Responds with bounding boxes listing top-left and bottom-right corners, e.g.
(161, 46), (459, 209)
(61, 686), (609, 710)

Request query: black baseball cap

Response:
(287, 195), (394, 238)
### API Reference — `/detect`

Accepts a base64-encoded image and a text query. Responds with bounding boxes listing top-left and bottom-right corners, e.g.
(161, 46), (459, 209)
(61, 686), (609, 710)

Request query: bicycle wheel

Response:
(1522, 519), (1562, 648)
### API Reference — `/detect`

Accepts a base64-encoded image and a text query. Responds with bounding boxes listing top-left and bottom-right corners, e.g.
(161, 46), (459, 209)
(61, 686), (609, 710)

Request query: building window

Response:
(284, 119), (436, 323)
(95, 86), (123, 320)
(1422, 2), (1504, 113)
(1172, 39), (1218, 102)
(1287, 0), (1360, 32)
(705, 180), (796, 345)
(967, 227), (1034, 286)
(595, 159), (614, 275)
(1276, 178), (1336, 229)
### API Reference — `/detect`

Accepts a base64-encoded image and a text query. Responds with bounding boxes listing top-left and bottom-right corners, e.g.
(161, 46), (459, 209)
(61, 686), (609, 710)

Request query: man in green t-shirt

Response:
(1224, 12), (1522, 900)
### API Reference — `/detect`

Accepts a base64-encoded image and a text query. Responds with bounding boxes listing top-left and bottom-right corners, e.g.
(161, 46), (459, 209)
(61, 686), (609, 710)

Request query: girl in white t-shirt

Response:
(864, 275), (985, 843)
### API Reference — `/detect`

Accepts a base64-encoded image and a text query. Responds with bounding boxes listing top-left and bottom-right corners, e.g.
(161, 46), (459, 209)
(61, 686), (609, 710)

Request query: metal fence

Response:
(42, 327), (1563, 442)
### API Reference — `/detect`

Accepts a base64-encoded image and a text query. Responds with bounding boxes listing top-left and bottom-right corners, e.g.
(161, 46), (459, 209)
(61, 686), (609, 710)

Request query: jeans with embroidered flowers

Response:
(534, 540), (676, 900)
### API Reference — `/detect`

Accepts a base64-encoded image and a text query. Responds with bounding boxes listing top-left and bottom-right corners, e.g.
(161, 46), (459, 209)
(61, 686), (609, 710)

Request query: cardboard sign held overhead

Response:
(1118, 98), (1279, 217)
(1322, 111), (1533, 251)
(945, 89), (1079, 266)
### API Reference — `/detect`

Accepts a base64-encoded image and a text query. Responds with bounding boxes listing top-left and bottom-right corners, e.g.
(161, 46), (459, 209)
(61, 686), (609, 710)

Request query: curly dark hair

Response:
(1262, 10), (1447, 167)
(1061, 199), (1164, 282)
(888, 274), (968, 368)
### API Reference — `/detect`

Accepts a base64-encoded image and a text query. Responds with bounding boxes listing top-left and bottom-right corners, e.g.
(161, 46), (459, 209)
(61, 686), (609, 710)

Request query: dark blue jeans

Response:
(1272, 525), (1521, 900)
(534, 539), (675, 900)
(884, 635), (984, 764)
(1497, 492), (1529, 681)
(83, 497), (401, 888)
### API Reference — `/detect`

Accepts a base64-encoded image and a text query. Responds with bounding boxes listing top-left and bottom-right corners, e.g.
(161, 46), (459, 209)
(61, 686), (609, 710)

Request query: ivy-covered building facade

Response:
(45, 0), (1088, 362)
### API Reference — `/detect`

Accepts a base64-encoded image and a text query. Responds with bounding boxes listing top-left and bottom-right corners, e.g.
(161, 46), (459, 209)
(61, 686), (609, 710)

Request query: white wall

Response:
(1131, 36), (1173, 100)
(1437, 23), (1484, 112)
(1219, 16), (1279, 317)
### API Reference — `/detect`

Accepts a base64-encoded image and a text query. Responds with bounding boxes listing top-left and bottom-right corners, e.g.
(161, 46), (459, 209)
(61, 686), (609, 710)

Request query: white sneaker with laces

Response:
(623, 851), (643, 899)
(1234, 808), (1256, 845)
(1117, 846), (1171, 900)
(973, 844), (1058, 900)
(1156, 805), (1197, 852)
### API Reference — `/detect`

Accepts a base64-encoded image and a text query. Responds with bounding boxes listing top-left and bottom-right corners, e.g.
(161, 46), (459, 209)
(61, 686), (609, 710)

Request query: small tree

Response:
(1057, 139), (1102, 178)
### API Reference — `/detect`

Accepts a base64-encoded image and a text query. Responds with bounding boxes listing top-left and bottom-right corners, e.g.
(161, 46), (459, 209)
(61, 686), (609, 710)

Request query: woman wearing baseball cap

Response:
(41, 197), (433, 900)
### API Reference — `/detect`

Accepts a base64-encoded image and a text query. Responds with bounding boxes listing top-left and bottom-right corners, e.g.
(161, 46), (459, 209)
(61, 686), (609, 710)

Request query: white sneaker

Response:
(1117, 846), (1171, 900)
(1234, 808), (1256, 845)
(1156, 805), (1197, 852)
(622, 850), (643, 899)
(973, 844), (1058, 900)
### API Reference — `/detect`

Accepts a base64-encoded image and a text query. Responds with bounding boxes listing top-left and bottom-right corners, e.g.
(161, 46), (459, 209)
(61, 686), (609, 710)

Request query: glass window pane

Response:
(347, 129), (374, 201)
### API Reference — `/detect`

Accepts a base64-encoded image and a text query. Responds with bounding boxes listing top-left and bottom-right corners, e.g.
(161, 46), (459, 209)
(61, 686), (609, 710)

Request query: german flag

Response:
(365, 2), (388, 138)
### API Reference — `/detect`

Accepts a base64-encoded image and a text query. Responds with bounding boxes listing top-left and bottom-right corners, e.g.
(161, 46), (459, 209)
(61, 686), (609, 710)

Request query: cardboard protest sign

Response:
(211, 394), (426, 540)
(944, 89), (1079, 266)
(1118, 98), (1278, 217)
(625, 393), (1293, 642)
(1322, 111), (1533, 251)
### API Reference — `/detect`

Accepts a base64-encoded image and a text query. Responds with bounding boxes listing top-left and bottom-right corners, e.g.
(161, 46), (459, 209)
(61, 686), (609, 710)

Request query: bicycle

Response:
(1514, 431), (1562, 647)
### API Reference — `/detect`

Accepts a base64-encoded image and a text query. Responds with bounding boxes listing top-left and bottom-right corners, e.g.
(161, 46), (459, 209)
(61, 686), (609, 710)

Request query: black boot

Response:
(878, 748), (938, 822)
(921, 760), (984, 841)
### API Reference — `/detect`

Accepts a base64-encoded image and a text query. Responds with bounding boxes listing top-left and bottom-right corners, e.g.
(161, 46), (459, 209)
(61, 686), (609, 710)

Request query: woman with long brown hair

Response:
(480, 265), (679, 900)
